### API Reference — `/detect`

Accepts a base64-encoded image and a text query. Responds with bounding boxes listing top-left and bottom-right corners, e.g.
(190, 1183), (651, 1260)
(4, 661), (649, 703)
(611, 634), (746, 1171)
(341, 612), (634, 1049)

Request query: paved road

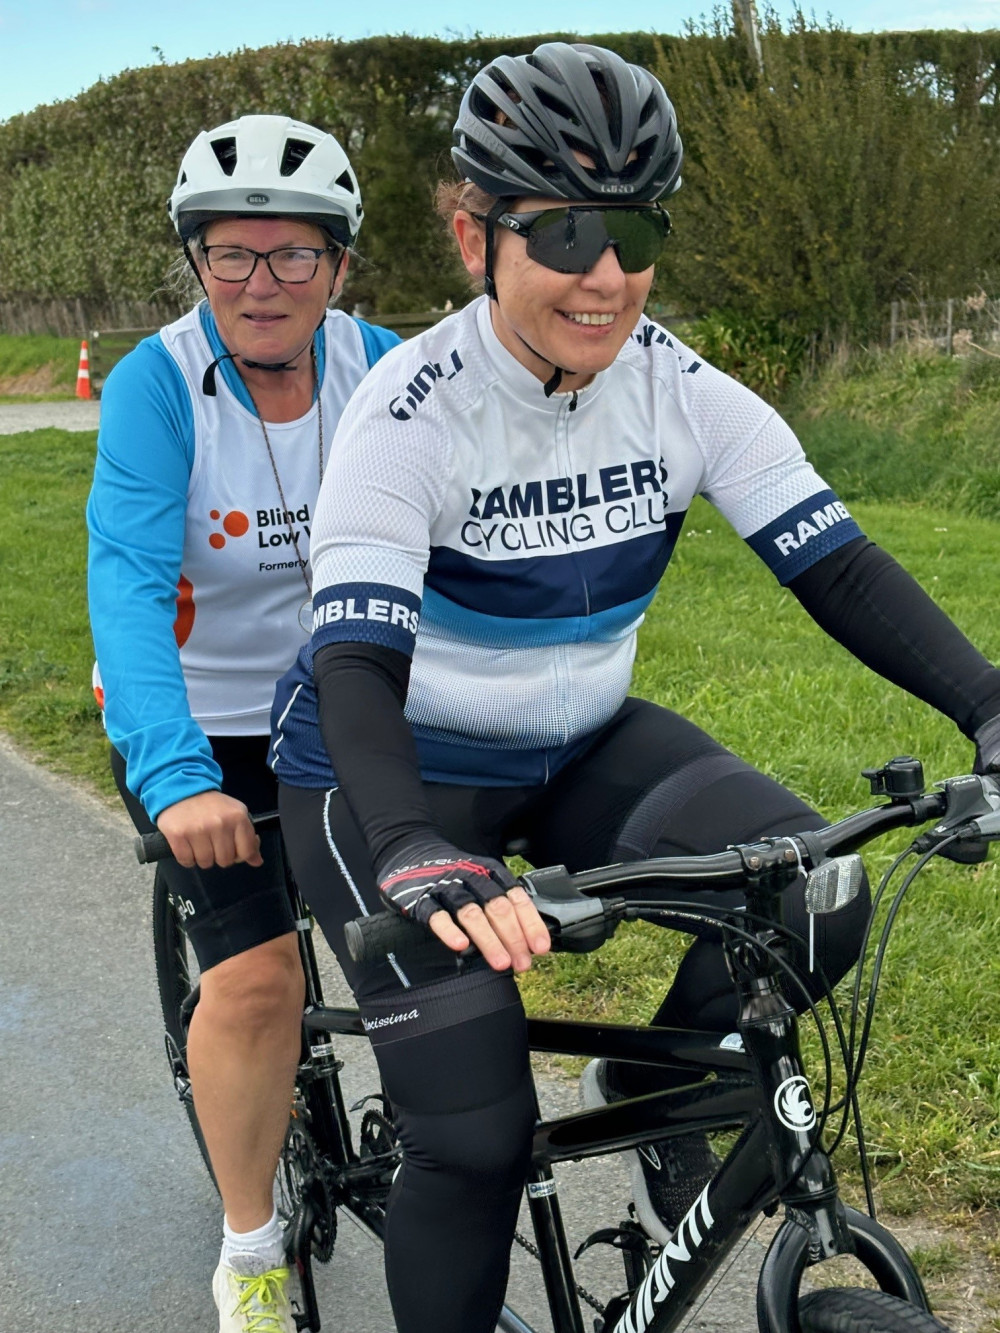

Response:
(0, 400), (101, 433)
(0, 739), (768, 1331)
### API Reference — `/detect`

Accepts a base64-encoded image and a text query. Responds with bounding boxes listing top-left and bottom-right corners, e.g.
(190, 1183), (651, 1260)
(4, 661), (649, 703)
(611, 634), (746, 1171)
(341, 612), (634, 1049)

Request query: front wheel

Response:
(151, 868), (216, 1182)
(799, 1289), (953, 1332)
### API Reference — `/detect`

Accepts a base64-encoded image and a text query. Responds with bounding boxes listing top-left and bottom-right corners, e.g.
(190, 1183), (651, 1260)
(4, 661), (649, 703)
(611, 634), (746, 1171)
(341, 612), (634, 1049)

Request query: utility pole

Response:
(733, 0), (765, 76)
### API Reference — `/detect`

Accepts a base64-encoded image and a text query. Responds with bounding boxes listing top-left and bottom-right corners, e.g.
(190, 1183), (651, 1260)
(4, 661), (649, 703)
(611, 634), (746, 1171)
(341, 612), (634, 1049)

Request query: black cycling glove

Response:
(377, 836), (517, 926)
(973, 715), (1000, 775)
(938, 716), (1000, 864)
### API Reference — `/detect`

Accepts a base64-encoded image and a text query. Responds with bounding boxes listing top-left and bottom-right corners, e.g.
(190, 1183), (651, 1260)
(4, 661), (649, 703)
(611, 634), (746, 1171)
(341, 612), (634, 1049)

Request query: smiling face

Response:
(453, 200), (655, 393)
(195, 216), (346, 369)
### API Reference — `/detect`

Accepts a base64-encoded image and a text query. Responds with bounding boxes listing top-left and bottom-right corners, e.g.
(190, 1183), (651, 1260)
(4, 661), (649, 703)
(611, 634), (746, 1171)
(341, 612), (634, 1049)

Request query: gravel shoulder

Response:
(0, 399), (100, 433)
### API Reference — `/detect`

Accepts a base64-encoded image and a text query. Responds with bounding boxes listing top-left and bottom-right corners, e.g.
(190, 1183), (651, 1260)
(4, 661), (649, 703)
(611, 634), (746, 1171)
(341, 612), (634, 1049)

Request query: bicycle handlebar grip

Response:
(345, 911), (443, 966)
(134, 830), (172, 864)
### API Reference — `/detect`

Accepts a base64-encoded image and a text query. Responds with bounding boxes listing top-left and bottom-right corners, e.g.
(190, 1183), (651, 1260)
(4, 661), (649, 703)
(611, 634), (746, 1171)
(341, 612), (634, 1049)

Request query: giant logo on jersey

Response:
(461, 458), (670, 553)
(388, 351), (464, 420)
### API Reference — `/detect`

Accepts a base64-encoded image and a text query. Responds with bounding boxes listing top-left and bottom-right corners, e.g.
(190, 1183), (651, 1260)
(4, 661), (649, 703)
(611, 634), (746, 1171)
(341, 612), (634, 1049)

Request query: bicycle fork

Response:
(734, 939), (933, 1332)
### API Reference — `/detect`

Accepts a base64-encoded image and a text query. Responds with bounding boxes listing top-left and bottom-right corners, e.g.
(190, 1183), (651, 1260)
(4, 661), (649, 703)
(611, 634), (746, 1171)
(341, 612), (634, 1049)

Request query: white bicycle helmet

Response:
(168, 114), (363, 246)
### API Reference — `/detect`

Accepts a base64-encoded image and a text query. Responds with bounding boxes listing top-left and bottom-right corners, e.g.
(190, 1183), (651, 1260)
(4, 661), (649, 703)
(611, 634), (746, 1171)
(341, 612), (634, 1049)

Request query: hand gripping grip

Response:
(134, 830), (172, 864)
(344, 911), (455, 967)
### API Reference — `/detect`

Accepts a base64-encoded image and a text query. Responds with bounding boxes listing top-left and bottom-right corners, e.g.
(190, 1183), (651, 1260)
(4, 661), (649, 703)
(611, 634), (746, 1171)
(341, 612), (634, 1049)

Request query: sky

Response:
(1, 0), (997, 123)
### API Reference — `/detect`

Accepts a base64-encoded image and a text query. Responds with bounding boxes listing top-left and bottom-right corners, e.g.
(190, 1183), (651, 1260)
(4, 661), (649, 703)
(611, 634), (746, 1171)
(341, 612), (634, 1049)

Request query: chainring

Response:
(276, 1118), (337, 1263)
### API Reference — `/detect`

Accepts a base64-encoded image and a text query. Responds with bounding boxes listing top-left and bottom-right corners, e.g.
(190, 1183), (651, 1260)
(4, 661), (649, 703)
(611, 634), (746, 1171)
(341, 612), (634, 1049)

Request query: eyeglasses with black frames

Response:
(202, 245), (341, 284)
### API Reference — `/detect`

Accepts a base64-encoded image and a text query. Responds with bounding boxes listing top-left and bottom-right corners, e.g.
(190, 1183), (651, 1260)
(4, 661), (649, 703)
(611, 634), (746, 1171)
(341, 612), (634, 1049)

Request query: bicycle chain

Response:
(512, 1229), (607, 1316)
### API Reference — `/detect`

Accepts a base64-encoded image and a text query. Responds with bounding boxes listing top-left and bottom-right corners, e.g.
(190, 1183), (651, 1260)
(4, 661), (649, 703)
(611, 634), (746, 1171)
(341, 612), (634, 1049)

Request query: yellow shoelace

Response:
(230, 1267), (291, 1332)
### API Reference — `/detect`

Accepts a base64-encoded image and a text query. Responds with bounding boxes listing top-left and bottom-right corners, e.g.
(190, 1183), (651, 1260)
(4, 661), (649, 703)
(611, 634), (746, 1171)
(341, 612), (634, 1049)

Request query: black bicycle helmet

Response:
(452, 42), (683, 202)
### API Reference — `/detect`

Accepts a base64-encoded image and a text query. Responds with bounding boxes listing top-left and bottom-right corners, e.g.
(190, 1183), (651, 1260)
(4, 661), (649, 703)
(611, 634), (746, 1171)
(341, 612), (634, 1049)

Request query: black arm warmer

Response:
(313, 641), (442, 872)
(787, 537), (1000, 737)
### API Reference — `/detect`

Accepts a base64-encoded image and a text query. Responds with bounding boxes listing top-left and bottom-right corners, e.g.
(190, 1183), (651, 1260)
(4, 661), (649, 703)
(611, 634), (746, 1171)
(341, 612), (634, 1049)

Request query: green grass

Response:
(519, 496), (1000, 1214)
(1, 421), (999, 1216)
(0, 333), (81, 396)
(0, 429), (111, 795)
(785, 345), (1000, 521)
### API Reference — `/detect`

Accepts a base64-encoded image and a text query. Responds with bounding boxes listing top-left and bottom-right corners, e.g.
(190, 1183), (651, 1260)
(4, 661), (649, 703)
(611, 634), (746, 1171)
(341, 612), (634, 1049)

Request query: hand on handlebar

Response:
(934, 718), (1000, 864)
(155, 791), (263, 870)
(376, 836), (551, 973)
(973, 715), (1000, 776)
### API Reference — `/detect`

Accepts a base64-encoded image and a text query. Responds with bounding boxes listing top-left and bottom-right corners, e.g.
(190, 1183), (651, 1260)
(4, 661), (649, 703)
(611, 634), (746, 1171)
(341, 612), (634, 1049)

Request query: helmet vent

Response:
(211, 137), (238, 176)
(280, 138), (315, 176)
(535, 87), (577, 123)
(335, 169), (357, 195)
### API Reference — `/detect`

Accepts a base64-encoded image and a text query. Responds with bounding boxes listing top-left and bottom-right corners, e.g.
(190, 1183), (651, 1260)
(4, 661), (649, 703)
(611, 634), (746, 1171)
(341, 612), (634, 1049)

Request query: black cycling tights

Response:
(363, 973), (535, 1333)
(279, 698), (872, 1332)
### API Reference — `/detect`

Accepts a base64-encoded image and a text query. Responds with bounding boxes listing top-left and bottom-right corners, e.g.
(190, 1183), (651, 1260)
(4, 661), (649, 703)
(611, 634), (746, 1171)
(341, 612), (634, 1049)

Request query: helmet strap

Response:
(483, 200), (573, 398)
(183, 241), (209, 297)
(202, 334), (317, 397)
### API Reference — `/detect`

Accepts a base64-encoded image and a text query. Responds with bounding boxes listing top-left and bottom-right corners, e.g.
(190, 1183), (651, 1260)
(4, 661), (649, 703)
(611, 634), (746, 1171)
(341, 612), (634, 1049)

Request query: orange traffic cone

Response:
(76, 339), (92, 400)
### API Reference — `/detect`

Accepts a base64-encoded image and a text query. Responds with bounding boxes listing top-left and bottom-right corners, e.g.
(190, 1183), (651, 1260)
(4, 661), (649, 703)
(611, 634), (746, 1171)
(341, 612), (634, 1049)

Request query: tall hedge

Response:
(653, 15), (1000, 343)
(1, 22), (998, 337)
(0, 33), (670, 314)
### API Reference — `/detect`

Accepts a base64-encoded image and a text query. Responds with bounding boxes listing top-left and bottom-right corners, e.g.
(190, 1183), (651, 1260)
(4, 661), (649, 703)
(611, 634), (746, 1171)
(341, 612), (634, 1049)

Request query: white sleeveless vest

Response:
(163, 307), (371, 733)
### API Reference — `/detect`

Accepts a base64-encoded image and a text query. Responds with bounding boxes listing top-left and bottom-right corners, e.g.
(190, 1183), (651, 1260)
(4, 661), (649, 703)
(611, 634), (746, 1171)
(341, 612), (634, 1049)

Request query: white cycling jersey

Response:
(88, 303), (398, 820)
(271, 296), (863, 787)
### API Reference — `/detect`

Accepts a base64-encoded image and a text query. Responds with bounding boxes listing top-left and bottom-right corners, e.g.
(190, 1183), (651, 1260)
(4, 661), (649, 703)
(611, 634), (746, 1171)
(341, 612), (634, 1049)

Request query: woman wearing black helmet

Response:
(87, 115), (400, 1332)
(271, 44), (1000, 1333)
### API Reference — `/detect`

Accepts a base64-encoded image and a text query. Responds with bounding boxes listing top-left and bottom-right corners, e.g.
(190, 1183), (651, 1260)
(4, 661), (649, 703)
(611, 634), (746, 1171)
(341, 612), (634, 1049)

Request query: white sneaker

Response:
(212, 1260), (295, 1333)
(580, 1059), (720, 1246)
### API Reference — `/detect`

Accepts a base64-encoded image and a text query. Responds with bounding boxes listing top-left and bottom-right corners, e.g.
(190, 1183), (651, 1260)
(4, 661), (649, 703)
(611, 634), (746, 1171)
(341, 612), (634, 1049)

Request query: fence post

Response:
(945, 298), (954, 356)
(890, 300), (899, 347)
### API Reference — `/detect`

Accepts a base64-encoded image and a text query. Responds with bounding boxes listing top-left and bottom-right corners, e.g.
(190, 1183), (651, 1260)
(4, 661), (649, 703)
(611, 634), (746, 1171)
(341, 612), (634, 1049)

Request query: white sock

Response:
(221, 1208), (286, 1275)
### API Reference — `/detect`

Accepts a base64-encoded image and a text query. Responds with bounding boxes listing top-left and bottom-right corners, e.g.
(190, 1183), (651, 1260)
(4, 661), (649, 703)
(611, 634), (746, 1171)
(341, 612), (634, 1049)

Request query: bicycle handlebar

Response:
(132, 809), (280, 865)
(343, 766), (1000, 968)
(130, 763), (1000, 968)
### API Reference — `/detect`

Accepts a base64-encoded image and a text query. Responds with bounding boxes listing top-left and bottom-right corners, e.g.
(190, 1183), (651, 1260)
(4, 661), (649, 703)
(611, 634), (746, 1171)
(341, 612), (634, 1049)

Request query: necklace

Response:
(251, 343), (324, 632)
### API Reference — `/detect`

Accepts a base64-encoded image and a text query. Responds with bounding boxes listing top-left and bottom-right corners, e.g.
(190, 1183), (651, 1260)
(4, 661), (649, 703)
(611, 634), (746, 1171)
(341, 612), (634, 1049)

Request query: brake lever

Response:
(519, 865), (623, 953)
(917, 773), (1000, 848)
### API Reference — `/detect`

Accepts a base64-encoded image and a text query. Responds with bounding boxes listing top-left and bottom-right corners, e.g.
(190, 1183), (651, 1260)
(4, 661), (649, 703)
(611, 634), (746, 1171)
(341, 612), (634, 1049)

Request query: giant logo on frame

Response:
(613, 1184), (714, 1333)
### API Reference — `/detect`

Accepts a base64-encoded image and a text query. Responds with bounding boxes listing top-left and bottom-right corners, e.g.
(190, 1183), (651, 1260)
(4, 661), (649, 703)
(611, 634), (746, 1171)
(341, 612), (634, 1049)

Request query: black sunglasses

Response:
(483, 205), (671, 274)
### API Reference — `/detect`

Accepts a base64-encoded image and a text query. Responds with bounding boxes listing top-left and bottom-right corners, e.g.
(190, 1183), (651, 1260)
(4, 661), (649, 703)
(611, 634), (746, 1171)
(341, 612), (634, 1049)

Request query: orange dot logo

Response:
(208, 509), (250, 549)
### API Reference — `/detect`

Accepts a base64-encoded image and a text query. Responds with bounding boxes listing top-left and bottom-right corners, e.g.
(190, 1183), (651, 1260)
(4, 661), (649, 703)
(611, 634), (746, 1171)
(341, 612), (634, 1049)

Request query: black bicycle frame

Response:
(283, 835), (932, 1333)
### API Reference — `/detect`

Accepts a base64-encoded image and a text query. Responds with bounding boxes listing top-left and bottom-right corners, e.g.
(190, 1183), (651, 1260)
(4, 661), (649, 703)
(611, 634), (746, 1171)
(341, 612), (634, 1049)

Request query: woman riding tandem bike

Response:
(87, 115), (399, 1332)
(270, 44), (1000, 1333)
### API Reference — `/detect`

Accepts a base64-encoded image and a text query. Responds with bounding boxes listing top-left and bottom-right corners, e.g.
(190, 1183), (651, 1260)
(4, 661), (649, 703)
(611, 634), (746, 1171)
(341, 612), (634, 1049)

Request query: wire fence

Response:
(0, 297), (188, 338)
(888, 294), (1000, 358)
(5, 293), (1000, 363)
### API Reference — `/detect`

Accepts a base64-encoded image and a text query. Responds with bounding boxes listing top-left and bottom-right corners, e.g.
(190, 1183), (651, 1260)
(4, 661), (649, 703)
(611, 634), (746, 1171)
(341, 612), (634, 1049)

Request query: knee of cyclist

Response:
(397, 1089), (534, 1195)
(202, 937), (304, 1026)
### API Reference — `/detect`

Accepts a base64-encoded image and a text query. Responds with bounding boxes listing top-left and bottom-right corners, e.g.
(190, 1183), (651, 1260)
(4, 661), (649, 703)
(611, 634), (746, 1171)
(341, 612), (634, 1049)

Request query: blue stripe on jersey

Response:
(426, 514), (685, 620)
(421, 586), (654, 647)
(268, 645), (594, 789)
(746, 490), (864, 584)
(311, 582), (421, 654)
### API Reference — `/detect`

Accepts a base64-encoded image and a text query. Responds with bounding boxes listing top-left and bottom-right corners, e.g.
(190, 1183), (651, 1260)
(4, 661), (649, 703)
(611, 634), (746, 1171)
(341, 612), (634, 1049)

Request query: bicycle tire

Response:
(151, 868), (217, 1184)
(799, 1289), (953, 1332)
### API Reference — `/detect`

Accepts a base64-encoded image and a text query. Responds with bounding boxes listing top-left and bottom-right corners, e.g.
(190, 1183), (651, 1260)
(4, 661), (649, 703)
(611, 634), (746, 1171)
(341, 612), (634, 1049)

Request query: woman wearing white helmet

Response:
(87, 114), (400, 1333)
